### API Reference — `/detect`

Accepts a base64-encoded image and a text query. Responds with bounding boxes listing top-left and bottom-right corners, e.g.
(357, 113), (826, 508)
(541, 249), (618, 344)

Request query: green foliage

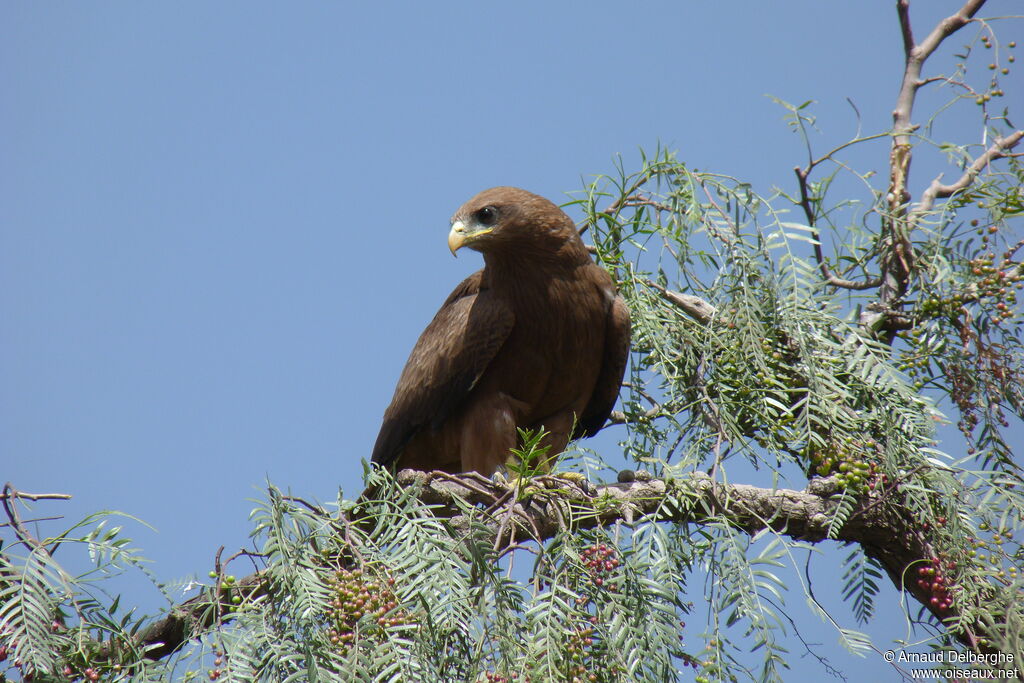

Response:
(0, 510), (169, 681)
(202, 480), (698, 681)
(3, 8), (1023, 682)
(840, 548), (883, 625)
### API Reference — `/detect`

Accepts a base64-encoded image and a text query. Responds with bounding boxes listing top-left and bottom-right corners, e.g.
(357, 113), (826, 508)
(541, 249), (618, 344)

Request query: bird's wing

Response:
(576, 292), (631, 438)
(370, 271), (514, 469)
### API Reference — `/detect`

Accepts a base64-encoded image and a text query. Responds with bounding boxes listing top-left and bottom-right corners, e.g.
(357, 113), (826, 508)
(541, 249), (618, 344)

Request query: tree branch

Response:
(1, 483), (56, 554)
(793, 166), (883, 290)
(0, 487), (72, 502)
(915, 130), (1024, 215)
(405, 470), (997, 653)
(125, 469), (998, 660)
(870, 0), (988, 339)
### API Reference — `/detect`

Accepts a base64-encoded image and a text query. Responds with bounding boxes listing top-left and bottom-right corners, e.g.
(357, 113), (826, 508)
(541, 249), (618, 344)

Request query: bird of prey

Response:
(370, 186), (630, 477)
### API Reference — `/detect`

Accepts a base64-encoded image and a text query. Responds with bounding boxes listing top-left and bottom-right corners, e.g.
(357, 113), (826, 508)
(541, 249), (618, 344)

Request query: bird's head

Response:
(447, 186), (582, 258)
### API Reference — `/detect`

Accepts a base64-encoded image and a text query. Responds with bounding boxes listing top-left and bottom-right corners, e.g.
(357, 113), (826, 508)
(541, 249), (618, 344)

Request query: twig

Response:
(608, 381), (665, 425)
(0, 489), (72, 501)
(497, 542), (538, 561)
(578, 167), (665, 237)
(793, 166), (883, 290)
(282, 495), (328, 516)
(223, 549), (266, 574)
(1, 483), (48, 553)
(698, 183), (736, 246)
(483, 486), (516, 517)
(1005, 237), (1024, 261)
(430, 470), (502, 502)
(915, 130), (1024, 214)
(619, 194), (675, 214)
(0, 515), (64, 528)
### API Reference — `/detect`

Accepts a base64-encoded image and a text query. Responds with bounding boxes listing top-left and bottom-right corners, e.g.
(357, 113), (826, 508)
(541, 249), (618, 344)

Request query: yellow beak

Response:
(447, 220), (492, 256)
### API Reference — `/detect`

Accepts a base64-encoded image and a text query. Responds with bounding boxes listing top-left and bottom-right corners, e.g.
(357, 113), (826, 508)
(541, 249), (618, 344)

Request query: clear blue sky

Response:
(2, 2), (1020, 680)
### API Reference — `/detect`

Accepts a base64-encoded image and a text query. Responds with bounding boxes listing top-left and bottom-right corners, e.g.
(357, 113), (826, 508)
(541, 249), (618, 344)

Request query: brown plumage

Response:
(370, 186), (631, 477)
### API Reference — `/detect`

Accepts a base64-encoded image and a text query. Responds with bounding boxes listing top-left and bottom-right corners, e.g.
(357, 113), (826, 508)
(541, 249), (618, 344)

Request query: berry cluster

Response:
(482, 670), (523, 681)
(694, 639), (723, 683)
(908, 203), (1022, 331)
(2, 626), (104, 683)
(974, 35), (1014, 103)
(562, 616), (623, 683)
(915, 557), (956, 614)
(967, 525), (1018, 580)
(561, 544), (627, 682)
(580, 543), (620, 590)
(209, 572), (245, 610)
(325, 567), (412, 651)
(2, 639), (109, 682)
(912, 239), (1020, 438)
(207, 647), (227, 680)
(913, 260), (1020, 331)
(808, 438), (880, 495)
(564, 620), (597, 681)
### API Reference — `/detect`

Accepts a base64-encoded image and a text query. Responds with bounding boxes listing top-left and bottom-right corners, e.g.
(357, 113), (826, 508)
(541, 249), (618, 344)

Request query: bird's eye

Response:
(476, 206), (498, 227)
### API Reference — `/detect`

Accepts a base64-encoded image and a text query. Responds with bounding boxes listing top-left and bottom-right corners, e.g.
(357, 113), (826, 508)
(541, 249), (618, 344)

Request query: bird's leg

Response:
(528, 413), (598, 495)
(457, 392), (522, 476)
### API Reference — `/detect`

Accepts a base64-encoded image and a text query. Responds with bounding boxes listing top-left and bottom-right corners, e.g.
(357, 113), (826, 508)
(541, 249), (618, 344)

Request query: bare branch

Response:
(0, 488), (72, 501)
(884, 0), (987, 313)
(872, 0), (987, 339)
(888, 5), (985, 237)
(916, 130), (1024, 214)
(2, 483), (49, 553)
(915, 0), (986, 62)
(793, 166), (883, 290)
(897, 0), (916, 60)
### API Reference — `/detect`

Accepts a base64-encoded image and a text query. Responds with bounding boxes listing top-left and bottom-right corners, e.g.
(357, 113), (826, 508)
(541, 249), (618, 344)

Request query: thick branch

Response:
(134, 571), (268, 660)
(129, 470), (995, 660)
(404, 470), (997, 653)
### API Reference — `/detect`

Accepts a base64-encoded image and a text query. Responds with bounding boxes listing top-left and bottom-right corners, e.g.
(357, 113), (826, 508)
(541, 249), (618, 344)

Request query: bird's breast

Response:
(485, 275), (608, 418)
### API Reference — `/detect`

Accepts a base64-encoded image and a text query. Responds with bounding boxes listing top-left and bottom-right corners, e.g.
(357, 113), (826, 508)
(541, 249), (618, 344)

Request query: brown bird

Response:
(370, 186), (631, 477)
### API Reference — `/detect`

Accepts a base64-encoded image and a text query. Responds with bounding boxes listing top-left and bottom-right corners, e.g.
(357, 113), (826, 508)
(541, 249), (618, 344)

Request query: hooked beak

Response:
(447, 220), (493, 256)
